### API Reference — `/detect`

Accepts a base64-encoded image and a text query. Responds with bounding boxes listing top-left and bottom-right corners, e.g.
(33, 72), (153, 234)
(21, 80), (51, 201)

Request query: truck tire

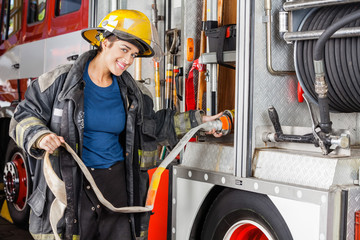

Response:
(201, 189), (293, 240)
(3, 139), (31, 229)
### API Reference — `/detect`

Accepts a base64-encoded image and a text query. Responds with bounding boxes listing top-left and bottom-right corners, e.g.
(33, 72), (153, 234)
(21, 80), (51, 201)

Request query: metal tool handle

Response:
(268, 106), (283, 134)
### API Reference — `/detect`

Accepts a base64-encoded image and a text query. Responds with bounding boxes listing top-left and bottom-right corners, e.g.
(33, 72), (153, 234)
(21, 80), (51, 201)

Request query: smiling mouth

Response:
(117, 61), (126, 70)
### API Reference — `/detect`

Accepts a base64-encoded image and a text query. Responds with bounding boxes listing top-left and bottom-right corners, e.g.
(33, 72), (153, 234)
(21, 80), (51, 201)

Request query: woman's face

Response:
(103, 38), (139, 76)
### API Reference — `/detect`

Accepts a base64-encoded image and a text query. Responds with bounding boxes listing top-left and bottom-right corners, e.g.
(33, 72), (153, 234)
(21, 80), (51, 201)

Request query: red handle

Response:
(297, 82), (304, 103)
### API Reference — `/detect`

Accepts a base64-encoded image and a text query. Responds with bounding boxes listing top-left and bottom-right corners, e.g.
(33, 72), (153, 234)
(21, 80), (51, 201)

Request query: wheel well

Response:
(189, 185), (225, 239)
(190, 187), (294, 240)
(199, 188), (293, 240)
(0, 117), (12, 181)
(0, 117), (11, 148)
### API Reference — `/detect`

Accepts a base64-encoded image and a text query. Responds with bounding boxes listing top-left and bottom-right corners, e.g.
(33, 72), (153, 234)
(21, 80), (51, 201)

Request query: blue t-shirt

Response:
(82, 61), (126, 168)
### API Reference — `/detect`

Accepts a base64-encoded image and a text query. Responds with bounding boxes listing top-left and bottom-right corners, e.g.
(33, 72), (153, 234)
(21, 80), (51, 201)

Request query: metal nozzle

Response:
(331, 134), (350, 149)
(201, 110), (234, 135)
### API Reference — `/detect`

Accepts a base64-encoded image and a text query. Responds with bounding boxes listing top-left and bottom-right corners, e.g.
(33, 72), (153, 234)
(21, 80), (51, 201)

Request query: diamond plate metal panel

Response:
(252, 0), (360, 148)
(181, 0), (203, 111)
(183, 0), (202, 74)
(253, 148), (360, 190)
(182, 142), (234, 174)
(347, 187), (360, 240)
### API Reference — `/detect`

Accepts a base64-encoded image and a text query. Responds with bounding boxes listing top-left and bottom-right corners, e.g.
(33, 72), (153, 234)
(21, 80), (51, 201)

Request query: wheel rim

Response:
(3, 152), (28, 211)
(224, 220), (274, 240)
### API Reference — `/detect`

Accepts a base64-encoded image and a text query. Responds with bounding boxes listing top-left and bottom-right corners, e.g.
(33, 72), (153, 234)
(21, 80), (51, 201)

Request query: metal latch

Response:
(354, 167), (360, 185)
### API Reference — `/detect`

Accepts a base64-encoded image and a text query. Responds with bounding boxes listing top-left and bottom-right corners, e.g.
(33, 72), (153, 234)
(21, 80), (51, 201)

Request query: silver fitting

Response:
(201, 120), (222, 132)
(331, 134), (350, 149)
(279, 12), (288, 33)
(354, 167), (360, 185)
(313, 60), (325, 76)
(201, 110), (234, 136)
(264, 0), (271, 11)
(314, 76), (328, 97)
(262, 132), (277, 142)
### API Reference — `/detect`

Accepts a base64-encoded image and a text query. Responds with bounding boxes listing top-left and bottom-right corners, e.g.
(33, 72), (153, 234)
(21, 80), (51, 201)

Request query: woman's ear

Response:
(102, 38), (109, 49)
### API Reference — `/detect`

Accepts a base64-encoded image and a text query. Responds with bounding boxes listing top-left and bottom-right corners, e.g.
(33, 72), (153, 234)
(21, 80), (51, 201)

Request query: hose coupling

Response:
(314, 76), (328, 97)
(201, 110), (234, 135)
(330, 133), (350, 149)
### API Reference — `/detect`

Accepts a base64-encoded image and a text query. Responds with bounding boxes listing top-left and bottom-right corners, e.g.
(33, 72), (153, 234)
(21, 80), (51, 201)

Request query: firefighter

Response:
(9, 9), (222, 240)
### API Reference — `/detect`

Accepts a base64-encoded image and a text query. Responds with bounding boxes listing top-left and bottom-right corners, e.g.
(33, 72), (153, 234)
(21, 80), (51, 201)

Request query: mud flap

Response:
(0, 200), (14, 223)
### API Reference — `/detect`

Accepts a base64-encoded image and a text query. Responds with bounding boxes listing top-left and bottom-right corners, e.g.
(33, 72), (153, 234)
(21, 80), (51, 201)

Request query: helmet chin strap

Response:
(98, 33), (104, 42)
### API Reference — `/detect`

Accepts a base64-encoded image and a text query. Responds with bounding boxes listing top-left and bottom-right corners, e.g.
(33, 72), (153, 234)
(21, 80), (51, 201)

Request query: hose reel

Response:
(264, 3), (360, 154)
(295, 3), (360, 113)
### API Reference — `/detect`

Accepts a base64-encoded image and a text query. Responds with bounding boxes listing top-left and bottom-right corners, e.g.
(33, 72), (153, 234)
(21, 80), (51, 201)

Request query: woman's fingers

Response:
(204, 128), (223, 138)
(58, 136), (66, 143)
(38, 133), (64, 154)
(202, 112), (223, 123)
(201, 112), (226, 137)
(213, 132), (223, 138)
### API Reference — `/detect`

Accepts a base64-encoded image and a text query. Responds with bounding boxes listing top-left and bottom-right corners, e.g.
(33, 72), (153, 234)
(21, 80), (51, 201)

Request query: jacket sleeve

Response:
(154, 108), (203, 147)
(9, 73), (64, 159)
(136, 86), (204, 238)
(140, 87), (203, 148)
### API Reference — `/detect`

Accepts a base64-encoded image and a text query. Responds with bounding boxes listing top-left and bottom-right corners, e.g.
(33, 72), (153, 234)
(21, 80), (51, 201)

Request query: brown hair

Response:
(97, 34), (118, 53)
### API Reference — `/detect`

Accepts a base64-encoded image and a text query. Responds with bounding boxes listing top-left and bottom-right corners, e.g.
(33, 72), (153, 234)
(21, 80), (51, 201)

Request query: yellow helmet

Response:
(81, 9), (155, 57)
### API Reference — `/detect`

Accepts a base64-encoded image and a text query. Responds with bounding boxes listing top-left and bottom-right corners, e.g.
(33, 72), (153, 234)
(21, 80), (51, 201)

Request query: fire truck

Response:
(0, 0), (89, 227)
(2, 0), (360, 239)
(0, 0), (168, 238)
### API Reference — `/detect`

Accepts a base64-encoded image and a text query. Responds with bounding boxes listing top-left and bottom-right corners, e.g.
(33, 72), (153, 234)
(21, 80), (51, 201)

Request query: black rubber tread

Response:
(200, 189), (293, 240)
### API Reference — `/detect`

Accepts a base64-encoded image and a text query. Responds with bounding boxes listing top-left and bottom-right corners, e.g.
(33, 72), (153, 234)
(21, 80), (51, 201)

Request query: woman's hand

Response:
(201, 112), (223, 138)
(37, 133), (65, 154)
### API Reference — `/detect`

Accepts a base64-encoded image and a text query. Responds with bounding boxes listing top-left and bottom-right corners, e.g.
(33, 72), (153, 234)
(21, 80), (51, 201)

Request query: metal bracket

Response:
(354, 167), (360, 185)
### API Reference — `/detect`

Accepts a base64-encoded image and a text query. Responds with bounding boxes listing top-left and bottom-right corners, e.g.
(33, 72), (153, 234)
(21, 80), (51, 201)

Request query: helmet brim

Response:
(81, 28), (155, 58)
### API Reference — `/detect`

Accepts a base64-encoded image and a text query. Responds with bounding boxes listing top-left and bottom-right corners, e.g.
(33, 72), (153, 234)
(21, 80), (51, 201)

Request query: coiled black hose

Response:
(296, 3), (360, 113)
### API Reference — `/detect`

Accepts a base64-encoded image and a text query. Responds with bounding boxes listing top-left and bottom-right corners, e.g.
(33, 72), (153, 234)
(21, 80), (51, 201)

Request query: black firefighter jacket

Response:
(9, 50), (203, 240)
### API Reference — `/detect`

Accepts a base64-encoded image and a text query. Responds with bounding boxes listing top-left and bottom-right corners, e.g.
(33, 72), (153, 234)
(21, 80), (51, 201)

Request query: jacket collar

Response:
(58, 50), (97, 101)
(118, 71), (144, 125)
(57, 49), (144, 125)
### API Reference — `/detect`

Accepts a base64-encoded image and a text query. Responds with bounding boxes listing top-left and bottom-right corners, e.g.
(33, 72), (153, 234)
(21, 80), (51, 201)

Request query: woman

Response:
(9, 9), (221, 240)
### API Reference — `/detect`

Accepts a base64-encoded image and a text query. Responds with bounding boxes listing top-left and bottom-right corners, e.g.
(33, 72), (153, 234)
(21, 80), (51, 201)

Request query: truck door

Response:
(18, 0), (89, 76)
(42, 0), (89, 72)
(0, 0), (21, 50)
(48, 0), (86, 38)
(23, 0), (47, 43)
(0, 0), (22, 81)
